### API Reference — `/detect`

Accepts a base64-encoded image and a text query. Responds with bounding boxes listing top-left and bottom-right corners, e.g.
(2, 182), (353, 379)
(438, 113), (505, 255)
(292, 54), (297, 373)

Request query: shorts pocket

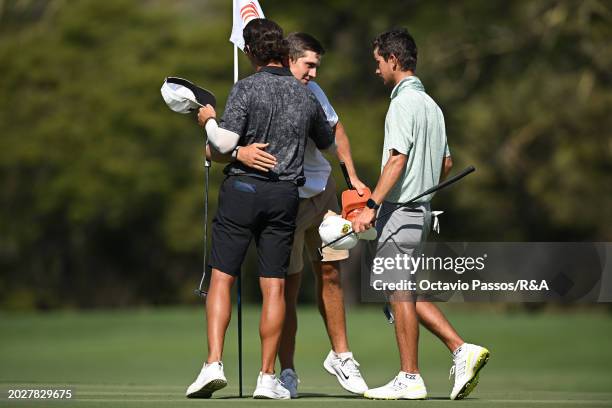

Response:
(233, 179), (257, 193)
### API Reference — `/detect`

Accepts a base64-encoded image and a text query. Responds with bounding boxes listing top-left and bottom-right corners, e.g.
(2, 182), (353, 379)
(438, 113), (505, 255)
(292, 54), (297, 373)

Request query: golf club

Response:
(319, 166), (476, 253)
(161, 76), (216, 297)
(339, 161), (354, 190)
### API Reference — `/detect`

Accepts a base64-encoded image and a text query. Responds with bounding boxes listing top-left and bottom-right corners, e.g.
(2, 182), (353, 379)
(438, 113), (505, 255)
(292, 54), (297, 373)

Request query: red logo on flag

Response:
(240, 1), (260, 23)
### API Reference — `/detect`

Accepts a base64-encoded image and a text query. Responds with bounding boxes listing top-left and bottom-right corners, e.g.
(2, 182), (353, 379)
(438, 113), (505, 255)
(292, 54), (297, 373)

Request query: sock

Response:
(337, 351), (353, 360)
(453, 343), (466, 356)
(399, 371), (420, 380)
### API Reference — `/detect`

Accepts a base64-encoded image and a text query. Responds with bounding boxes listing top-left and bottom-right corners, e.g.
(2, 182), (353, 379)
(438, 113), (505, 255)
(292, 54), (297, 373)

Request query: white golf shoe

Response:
(185, 361), (227, 398)
(323, 350), (368, 395)
(364, 372), (427, 400)
(449, 343), (490, 400)
(279, 368), (299, 398)
(252, 372), (291, 399)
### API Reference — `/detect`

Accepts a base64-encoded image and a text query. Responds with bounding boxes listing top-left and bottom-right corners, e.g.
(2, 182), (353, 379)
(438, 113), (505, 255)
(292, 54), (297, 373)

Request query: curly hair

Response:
(243, 19), (289, 65)
(373, 28), (418, 72)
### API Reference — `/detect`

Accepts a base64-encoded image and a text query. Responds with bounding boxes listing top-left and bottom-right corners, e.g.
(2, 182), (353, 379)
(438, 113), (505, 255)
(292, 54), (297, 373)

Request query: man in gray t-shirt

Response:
(220, 65), (333, 184)
(186, 19), (333, 400)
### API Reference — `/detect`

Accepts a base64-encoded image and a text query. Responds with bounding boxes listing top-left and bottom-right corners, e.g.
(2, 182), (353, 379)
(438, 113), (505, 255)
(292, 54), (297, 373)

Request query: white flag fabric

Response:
(230, 0), (265, 51)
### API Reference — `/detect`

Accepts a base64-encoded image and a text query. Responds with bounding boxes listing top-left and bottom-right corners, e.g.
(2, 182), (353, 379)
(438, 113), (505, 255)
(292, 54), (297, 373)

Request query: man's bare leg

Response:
(314, 260), (349, 353)
(278, 273), (301, 370)
(206, 269), (236, 363)
(416, 301), (464, 353)
(363, 298), (426, 399)
(391, 299), (419, 373)
(259, 276), (286, 373)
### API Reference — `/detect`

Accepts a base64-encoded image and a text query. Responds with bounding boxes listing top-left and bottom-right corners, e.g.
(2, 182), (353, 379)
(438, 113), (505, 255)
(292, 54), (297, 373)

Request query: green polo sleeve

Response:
(385, 99), (414, 155)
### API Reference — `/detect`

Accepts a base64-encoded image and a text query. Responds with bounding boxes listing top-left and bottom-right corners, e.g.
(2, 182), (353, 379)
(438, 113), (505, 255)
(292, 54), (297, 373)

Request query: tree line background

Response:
(1, 0), (610, 309)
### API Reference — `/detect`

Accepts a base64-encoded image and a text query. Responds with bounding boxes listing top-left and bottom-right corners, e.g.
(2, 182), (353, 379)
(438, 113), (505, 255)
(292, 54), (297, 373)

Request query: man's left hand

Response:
(352, 207), (376, 233)
(197, 105), (216, 127)
(350, 176), (368, 196)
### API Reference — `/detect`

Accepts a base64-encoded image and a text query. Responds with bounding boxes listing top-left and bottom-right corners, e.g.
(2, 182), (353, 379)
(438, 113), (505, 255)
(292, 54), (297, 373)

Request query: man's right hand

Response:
(197, 105), (216, 127)
(237, 143), (277, 172)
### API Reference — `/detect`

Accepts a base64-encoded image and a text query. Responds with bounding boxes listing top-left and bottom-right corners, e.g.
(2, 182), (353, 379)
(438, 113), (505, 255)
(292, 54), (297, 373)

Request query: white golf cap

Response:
(161, 77), (216, 114)
(319, 215), (359, 250)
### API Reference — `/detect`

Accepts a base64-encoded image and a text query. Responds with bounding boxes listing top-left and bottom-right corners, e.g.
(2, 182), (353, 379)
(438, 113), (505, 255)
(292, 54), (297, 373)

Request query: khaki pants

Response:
(287, 176), (349, 275)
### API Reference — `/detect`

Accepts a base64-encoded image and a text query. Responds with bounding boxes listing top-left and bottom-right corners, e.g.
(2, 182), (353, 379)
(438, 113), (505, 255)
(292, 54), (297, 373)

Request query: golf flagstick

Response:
(234, 40), (244, 401)
(237, 269), (243, 397)
(319, 166), (476, 253)
(229, 0), (265, 397)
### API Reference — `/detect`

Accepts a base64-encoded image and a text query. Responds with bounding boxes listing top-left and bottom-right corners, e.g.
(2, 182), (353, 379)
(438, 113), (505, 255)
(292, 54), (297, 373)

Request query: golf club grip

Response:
(320, 166), (476, 250)
(339, 162), (354, 190)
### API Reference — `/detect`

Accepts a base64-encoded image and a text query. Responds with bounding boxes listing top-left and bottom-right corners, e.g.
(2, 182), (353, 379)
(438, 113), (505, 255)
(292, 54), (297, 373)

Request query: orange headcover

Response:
(341, 188), (372, 222)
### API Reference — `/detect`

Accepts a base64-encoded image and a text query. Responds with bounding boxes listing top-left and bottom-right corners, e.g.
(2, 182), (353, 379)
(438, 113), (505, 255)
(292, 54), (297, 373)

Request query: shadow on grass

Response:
(212, 393), (362, 399)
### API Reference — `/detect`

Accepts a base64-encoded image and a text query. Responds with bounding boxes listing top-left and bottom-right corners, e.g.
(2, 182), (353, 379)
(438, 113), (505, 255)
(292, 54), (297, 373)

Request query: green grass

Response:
(1, 306), (612, 407)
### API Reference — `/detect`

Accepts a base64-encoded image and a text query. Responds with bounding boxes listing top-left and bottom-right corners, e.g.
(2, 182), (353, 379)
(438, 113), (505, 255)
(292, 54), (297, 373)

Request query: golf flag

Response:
(230, 0), (265, 50)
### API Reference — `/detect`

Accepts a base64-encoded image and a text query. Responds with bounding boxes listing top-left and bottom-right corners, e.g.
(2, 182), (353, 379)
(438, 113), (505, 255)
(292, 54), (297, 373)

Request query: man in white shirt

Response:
(227, 32), (369, 398)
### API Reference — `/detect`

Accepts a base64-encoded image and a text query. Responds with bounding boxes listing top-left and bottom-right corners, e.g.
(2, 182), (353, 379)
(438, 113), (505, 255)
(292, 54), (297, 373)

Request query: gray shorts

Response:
(366, 202), (432, 287)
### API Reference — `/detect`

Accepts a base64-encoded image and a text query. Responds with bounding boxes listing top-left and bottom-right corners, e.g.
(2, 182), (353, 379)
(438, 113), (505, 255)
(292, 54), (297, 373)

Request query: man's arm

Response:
(440, 155), (453, 181)
(307, 82), (368, 194)
(197, 105), (240, 154)
(309, 102), (335, 150)
(205, 144), (231, 163)
(333, 121), (367, 195)
(352, 149), (407, 233)
(197, 82), (250, 154)
(205, 143), (277, 172)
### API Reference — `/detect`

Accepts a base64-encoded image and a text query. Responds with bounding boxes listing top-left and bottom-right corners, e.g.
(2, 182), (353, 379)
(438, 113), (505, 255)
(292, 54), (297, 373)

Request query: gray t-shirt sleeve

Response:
(219, 83), (248, 136)
(309, 100), (334, 150)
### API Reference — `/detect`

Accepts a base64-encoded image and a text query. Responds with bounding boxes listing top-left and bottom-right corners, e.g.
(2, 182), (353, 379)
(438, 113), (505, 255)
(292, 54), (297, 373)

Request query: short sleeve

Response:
(386, 100), (414, 155)
(309, 100), (334, 150)
(219, 82), (248, 136)
(444, 139), (451, 157)
(307, 81), (339, 127)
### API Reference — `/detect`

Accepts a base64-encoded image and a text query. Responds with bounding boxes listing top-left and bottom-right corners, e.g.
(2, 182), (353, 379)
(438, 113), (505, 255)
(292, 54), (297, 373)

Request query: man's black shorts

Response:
(210, 175), (299, 278)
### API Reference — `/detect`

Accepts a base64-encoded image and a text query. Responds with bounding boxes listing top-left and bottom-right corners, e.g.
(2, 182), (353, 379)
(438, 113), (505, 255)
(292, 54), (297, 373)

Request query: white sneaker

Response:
(364, 372), (427, 400)
(279, 368), (299, 398)
(185, 361), (227, 398)
(252, 372), (291, 399)
(323, 350), (368, 395)
(449, 343), (490, 400)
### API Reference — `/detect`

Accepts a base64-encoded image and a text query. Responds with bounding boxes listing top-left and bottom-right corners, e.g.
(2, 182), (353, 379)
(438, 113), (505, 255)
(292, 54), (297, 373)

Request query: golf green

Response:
(1, 306), (611, 407)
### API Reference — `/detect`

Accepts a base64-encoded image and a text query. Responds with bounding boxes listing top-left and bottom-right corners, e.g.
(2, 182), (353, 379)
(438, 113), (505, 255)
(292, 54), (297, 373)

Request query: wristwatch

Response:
(231, 146), (241, 161)
(366, 198), (380, 210)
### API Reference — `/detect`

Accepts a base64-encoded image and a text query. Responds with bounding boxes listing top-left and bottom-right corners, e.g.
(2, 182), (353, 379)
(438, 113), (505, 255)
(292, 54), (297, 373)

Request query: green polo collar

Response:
(390, 75), (425, 99)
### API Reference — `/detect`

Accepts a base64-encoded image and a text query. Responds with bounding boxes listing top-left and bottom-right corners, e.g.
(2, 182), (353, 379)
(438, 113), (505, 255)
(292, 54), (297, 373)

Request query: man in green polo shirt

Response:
(352, 28), (490, 400)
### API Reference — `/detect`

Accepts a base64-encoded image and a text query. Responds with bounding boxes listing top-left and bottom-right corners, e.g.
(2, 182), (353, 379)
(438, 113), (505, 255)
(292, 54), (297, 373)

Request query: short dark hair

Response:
(372, 28), (418, 72)
(286, 32), (325, 61)
(243, 19), (288, 65)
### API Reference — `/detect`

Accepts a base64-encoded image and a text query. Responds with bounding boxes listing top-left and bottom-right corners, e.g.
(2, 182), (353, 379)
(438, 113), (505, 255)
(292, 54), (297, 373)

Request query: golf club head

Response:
(194, 288), (208, 298)
(383, 303), (395, 324)
(161, 77), (216, 114)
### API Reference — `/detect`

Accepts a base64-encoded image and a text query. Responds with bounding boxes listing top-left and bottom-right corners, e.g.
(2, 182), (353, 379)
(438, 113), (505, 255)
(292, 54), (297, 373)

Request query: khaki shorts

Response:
(287, 176), (349, 275)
